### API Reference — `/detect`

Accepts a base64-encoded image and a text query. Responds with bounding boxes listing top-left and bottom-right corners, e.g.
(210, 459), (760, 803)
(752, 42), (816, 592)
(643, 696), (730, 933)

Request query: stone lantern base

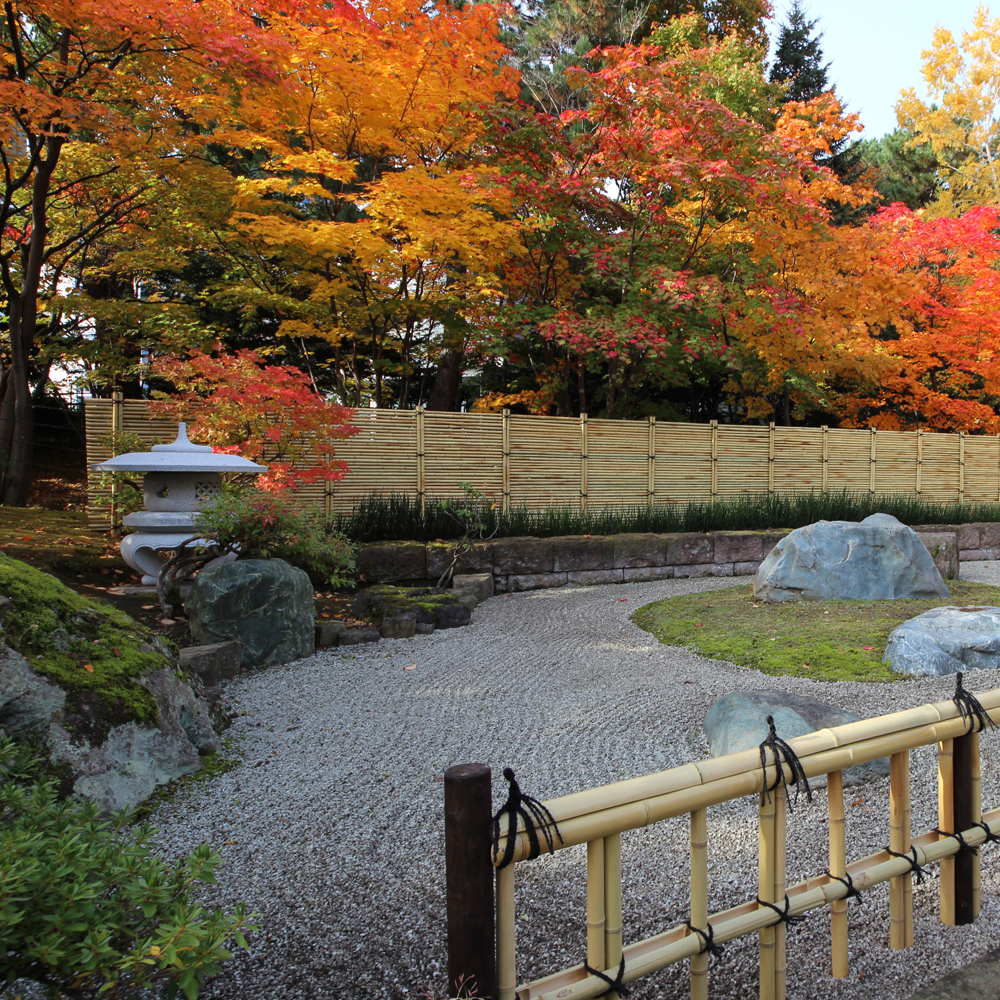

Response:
(121, 512), (236, 585)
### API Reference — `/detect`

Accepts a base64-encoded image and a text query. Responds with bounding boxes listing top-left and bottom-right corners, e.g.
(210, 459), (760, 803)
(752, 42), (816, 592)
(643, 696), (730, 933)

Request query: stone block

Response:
(568, 569), (624, 586)
(960, 549), (986, 562)
(381, 611), (417, 639)
(665, 533), (713, 565)
(454, 592), (479, 611)
(340, 627), (381, 645)
(957, 523), (982, 550)
(734, 561), (762, 576)
(760, 531), (790, 557)
(916, 532), (959, 580)
(315, 621), (347, 648)
(613, 533), (668, 569)
(356, 542), (427, 583)
(179, 641), (242, 686)
(415, 622), (435, 635)
(623, 566), (674, 582)
(674, 563), (731, 578)
(425, 542), (494, 581)
(712, 532), (764, 564)
(435, 604), (472, 628)
(493, 538), (555, 575)
(979, 522), (1000, 548)
(452, 573), (494, 603)
(509, 572), (567, 591)
(186, 559), (315, 669)
(552, 535), (615, 573)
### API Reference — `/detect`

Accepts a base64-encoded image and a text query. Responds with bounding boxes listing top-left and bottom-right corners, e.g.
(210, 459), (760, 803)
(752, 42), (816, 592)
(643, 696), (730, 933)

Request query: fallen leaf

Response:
(618, 598), (628, 602)
(224, 839), (239, 845)
(82, 663), (94, 673)
(695, 623), (703, 627)
(802, 663), (810, 670)
(112, 648), (122, 658)
(851, 798), (865, 806)
(159, 618), (176, 626)
(404, 664), (417, 671)
(863, 646), (875, 651)
(433, 776), (443, 782)
(141, 605), (155, 610)
(20, 536), (32, 541)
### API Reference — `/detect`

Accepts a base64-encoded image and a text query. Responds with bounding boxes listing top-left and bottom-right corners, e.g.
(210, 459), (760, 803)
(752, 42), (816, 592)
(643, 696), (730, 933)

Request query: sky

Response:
(766, 1), (988, 140)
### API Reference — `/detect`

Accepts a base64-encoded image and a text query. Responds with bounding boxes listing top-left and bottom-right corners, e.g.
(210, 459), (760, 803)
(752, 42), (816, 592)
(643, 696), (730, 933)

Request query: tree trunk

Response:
(427, 349), (463, 411)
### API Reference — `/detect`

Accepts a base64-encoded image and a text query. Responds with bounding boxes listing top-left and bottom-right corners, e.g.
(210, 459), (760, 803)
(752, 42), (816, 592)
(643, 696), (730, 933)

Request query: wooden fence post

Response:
(821, 426), (829, 494)
(647, 416), (656, 505)
(916, 429), (923, 496)
(109, 389), (124, 530)
(580, 413), (589, 515)
(869, 427), (877, 496)
(416, 406), (426, 513)
(502, 409), (511, 514)
(768, 423), (775, 494)
(445, 763), (496, 999)
(952, 732), (979, 925)
(709, 421), (718, 503)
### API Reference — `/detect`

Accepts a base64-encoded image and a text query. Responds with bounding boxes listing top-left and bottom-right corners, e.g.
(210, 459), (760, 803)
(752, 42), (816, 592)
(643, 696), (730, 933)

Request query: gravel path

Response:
(150, 566), (1000, 1000)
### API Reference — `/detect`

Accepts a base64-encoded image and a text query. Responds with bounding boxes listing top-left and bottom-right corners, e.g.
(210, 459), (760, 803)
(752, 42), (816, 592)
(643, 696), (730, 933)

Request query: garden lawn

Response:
(632, 581), (1000, 682)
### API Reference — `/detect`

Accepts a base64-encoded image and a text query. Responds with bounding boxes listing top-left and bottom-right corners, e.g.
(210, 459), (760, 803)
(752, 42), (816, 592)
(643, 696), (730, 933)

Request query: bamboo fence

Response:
(84, 397), (1000, 529)
(488, 689), (1000, 1000)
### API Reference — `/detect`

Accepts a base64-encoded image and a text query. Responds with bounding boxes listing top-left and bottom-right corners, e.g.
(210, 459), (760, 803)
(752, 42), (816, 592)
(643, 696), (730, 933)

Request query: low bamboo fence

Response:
(85, 396), (1000, 529)
(444, 688), (1000, 1000)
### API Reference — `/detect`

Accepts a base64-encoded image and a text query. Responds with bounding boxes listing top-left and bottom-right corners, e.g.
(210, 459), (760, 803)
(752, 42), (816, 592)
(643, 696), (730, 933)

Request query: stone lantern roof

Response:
(94, 423), (267, 474)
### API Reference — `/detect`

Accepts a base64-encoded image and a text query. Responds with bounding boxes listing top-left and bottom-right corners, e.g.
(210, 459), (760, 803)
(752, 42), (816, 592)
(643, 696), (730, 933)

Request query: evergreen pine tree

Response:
(769, 0), (829, 101)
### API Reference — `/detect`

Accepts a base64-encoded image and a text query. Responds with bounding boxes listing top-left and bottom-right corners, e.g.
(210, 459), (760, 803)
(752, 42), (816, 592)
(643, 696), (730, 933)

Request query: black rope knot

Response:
(583, 956), (629, 998)
(685, 921), (725, 960)
(823, 869), (861, 900)
(490, 768), (562, 869)
(973, 821), (1000, 845)
(935, 827), (979, 857)
(755, 895), (806, 927)
(953, 672), (993, 735)
(885, 846), (928, 884)
(758, 715), (812, 812)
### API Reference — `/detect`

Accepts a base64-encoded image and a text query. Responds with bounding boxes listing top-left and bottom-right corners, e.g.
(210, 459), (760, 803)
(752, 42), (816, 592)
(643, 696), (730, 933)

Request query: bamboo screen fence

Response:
(486, 688), (999, 1000)
(84, 396), (1000, 528)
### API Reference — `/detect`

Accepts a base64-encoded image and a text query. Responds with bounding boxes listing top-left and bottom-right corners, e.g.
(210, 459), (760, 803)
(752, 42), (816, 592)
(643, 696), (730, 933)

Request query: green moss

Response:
(0, 554), (163, 736)
(632, 581), (1000, 682)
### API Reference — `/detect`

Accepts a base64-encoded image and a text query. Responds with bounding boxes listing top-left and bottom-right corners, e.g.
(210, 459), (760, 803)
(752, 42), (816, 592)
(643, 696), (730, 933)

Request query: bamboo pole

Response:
(587, 839), (606, 972)
(768, 423), (775, 494)
(953, 731), (978, 924)
(502, 408), (511, 514)
(822, 426), (829, 493)
(889, 751), (913, 949)
(495, 691), (1000, 863)
(959, 432), (966, 501)
(497, 864), (517, 1000)
(580, 413), (589, 515)
(916, 429), (923, 495)
(759, 789), (777, 1000)
(827, 770), (848, 976)
(939, 738), (956, 925)
(710, 421), (718, 502)
(517, 811), (1000, 1000)
(109, 389), (124, 530)
(774, 791), (788, 1000)
(415, 406), (426, 514)
(870, 427), (877, 495)
(973, 731), (982, 919)
(604, 832), (623, 998)
(690, 808), (708, 1000)
(647, 417), (656, 504)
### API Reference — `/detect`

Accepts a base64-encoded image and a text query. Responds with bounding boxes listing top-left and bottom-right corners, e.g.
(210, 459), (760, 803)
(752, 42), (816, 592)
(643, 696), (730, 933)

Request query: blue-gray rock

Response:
(186, 558), (314, 669)
(704, 690), (889, 787)
(754, 513), (950, 603)
(884, 605), (1000, 676)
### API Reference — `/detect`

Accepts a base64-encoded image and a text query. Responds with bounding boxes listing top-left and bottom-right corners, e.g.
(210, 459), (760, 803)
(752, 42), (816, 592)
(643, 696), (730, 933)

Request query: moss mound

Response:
(632, 581), (1000, 683)
(0, 554), (166, 736)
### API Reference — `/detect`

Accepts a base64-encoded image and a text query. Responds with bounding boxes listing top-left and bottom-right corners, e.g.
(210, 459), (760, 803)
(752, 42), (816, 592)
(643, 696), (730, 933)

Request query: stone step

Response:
(907, 949), (1000, 999)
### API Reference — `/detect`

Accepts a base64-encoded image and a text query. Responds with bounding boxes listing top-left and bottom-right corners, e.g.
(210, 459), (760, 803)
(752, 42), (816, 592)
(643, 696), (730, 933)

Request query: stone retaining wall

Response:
(356, 523), (1000, 592)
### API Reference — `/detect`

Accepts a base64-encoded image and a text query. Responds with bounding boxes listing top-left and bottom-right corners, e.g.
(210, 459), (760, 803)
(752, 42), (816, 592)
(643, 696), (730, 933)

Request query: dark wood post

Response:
(953, 732), (977, 925)
(445, 763), (495, 999)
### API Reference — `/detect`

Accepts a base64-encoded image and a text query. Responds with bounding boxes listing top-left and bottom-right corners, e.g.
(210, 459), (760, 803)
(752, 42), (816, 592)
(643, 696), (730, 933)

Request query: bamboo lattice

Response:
(83, 400), (1000, 528)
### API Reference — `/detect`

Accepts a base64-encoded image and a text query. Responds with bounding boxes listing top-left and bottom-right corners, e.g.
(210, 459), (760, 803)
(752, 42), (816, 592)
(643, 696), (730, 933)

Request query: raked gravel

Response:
(148, 564), (1000, 1000)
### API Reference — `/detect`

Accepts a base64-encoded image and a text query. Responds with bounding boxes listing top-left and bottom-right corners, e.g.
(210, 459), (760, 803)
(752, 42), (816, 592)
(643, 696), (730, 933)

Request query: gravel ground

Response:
(148, 565), (1000, 1000)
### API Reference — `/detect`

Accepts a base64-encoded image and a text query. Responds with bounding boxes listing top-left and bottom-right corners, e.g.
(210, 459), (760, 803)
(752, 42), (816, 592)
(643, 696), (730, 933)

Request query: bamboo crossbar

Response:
(493, 690), (1000, 862)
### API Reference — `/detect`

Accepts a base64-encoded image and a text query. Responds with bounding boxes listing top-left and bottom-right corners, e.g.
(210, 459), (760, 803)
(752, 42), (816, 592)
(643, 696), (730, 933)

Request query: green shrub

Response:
(194, 487), (356, 588)
(0, 739), (254, 1000)
(331, 489), (1000, 542)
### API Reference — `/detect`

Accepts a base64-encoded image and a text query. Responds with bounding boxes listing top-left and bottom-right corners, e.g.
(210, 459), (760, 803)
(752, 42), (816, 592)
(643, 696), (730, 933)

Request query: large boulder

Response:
(754, 513), (950, 603)
(705, 690), (889, 787)
(884, 606), (1000, 676)
(0, 554), (220, 812)
(186, 558), (315, 669)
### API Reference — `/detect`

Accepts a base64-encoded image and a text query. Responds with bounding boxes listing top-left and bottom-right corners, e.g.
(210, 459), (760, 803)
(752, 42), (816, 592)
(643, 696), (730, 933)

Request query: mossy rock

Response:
(0, 554), (167, 740)
(352, 584), (470, 627)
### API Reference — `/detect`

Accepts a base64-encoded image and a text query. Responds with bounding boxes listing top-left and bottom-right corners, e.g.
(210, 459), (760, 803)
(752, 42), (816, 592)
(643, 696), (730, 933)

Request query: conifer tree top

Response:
(769, 0), (831, 102)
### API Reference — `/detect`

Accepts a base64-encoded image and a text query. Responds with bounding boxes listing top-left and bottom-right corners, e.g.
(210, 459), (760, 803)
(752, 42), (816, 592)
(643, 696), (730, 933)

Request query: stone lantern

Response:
(94, 423), (267, 584)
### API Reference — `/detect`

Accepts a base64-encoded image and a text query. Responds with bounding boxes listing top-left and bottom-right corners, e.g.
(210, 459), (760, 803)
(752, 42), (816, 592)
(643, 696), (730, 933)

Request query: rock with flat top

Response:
(754, 513), (950, 603)
(885, 605), (1000, 676)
